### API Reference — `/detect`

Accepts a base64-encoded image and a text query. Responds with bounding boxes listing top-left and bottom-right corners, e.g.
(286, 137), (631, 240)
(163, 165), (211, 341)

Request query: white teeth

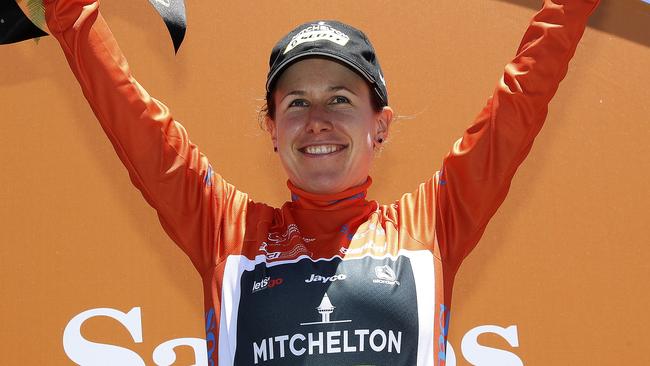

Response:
(303, 145), (344, 155)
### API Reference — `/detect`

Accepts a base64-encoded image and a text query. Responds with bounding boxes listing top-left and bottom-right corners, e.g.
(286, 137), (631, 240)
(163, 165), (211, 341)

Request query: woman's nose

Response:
(305, 107), (333, 134)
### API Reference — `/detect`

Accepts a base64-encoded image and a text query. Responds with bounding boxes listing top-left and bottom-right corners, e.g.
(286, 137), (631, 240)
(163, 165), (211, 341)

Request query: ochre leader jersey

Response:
(45, 1), (599, 365)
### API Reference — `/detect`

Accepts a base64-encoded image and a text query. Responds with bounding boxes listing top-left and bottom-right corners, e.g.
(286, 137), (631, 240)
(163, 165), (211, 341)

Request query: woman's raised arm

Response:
(44, 0), (246, 272)
(437, 0), (600, 269)
(399, 0), (600, 272)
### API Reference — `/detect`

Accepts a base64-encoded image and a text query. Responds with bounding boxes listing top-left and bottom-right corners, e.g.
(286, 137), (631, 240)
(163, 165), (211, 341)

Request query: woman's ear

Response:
(375, 106), (394, 143)
(265, 116), (278, 151)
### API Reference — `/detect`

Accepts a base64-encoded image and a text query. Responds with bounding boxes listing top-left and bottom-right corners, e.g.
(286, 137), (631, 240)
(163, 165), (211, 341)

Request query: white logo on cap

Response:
(284, 22), (350, 55)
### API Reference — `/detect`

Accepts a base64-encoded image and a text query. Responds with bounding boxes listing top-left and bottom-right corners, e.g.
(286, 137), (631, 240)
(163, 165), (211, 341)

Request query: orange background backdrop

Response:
(1, 0), (649, 364)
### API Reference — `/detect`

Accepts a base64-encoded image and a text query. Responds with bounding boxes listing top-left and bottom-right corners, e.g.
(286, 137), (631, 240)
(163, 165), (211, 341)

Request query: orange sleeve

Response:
(44, 0), (247, 272)
(401, 0), (600, 271)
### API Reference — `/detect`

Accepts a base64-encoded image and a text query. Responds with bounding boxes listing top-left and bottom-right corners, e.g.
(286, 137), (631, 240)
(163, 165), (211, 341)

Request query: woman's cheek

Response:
(329, 108), (357, 121)
(275, 116), (301, 140)
(281, 112), (309, 130)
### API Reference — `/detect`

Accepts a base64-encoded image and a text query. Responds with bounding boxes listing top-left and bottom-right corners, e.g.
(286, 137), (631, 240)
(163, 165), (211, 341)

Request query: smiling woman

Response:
(260, 20), (395, 195)
(267, 58), (393, 194)
(40, 0), (601, 365)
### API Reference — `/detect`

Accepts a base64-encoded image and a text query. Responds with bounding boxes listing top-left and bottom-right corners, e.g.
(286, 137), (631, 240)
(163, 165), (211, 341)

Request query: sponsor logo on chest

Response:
(252, 293), (402, 364)
(304, 273), (347, 284)
(373, 265), (400, 286)
(252, 276), (284, 293)
(259, 224), (315, 261)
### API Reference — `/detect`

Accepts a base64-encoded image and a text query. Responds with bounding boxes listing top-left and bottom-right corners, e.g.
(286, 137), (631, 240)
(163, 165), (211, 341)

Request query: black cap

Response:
(266, 20), (388, 106)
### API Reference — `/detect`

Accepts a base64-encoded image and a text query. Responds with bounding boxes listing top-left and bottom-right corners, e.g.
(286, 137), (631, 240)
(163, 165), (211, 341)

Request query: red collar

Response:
(287, 177), (373, 211)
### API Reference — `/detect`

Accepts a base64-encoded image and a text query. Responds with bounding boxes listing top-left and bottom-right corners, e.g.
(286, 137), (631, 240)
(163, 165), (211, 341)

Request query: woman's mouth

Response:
(299, 144), (348, 156)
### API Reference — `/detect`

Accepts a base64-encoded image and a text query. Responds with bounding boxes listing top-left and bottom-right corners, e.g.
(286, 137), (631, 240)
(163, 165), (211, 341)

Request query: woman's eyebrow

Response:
(280, 90), (306, 103)
(329, 86), (357, 96)
(280, 86), (357, 102)
(286, 90), (306, 96)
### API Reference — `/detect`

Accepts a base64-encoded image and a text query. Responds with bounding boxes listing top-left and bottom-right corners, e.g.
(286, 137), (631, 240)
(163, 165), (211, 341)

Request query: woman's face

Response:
(267, 58), (393, 194)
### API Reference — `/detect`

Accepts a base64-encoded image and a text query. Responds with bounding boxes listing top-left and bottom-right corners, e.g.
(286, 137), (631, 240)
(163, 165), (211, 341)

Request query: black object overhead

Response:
(147, 0), (187, 53)
(0, 0), (187, 53)
(0, 1), (47, 45)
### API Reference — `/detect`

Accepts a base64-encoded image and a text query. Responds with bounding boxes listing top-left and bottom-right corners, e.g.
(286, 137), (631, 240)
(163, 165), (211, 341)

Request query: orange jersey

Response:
(45, 0), (600, 365)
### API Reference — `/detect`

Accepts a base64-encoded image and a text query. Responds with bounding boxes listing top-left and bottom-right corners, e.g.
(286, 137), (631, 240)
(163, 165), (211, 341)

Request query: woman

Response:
(44, 0), (600, 364)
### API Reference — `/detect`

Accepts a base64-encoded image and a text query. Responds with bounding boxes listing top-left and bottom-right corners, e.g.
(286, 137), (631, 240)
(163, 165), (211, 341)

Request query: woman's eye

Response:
(331, 96), (350, 104)
(289, 99), (309, 108)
